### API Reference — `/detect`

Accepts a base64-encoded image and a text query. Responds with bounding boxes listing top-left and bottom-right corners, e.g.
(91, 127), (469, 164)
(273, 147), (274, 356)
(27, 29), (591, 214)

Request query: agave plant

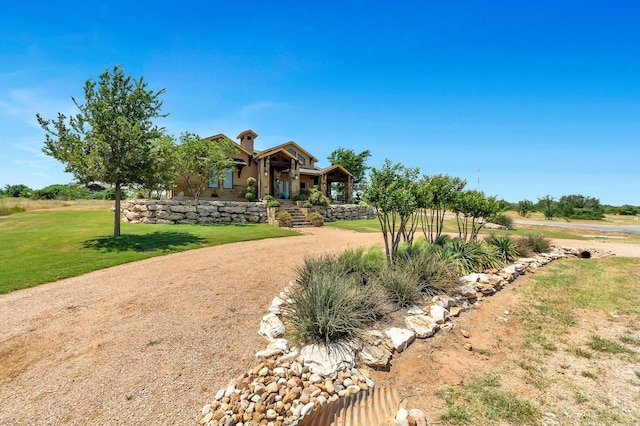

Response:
(484, 234), (521, 263)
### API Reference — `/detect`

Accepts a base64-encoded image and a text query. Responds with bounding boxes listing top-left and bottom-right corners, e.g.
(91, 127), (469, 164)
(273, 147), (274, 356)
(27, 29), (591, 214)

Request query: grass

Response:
(439, 375), (541, 424)
(0, 209), (298, 294)
(587, 335), (635, 355)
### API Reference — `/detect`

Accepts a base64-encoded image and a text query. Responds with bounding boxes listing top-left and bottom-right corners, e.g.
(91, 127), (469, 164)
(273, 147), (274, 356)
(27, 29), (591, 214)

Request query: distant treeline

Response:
(509, 194), (639, 220)
(0, 183), (127, 201)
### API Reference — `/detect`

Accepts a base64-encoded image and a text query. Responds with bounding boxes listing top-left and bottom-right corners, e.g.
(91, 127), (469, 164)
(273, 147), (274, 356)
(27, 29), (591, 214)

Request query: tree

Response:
(175, 132), (237, 204)
(556, 194), (604, 220)
(516, 199), (535, 217)
(327, 147), (371, 200)
(364, 159), (420, 264)
(419, 174), (466, 243)
(453, 190), (505, 241)
(1, 184), (33, 198)
(537, 195), (556, 220)
(37, 65), (167, 237)
(132, 135), (178, 199)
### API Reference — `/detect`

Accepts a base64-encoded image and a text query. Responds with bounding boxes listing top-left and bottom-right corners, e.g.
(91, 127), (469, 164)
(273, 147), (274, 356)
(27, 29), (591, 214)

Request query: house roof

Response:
(320, 164), (354, 178)
(205, 134), (252, 156)
(255, 146), (300, 162)
(259, 140), (318, 163)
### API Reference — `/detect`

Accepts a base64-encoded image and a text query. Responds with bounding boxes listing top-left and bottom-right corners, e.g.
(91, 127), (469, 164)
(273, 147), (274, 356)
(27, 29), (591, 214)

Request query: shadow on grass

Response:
(83, 231), (206, 253)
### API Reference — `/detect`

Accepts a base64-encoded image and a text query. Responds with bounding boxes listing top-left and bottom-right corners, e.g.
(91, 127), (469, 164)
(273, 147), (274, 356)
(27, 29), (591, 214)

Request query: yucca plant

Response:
(436, 239), (503, 275)
(484, 234), (521, 263)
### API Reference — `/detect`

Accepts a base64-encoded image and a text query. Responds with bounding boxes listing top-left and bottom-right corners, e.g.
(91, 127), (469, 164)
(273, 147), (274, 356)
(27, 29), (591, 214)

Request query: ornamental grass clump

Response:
(334, 246), (386, 284)
(375, 267), (421, 307)
(517, 233), (551, 255)
(396, 250), (457, 297)
(286, 256), (384, 345)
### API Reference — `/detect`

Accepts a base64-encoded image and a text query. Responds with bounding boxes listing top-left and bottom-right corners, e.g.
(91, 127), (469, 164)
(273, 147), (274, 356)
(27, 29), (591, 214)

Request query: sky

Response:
(1, 0), (638, 205)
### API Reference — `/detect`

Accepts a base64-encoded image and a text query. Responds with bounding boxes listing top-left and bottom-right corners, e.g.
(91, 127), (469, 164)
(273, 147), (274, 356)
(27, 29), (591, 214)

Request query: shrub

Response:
(246, 177), (257, 201)
(286, 257), (383, 344)
(308, 186), (330, 206)
(263, 195), (274, 202)
(32, 184), (92, 200)
(516, 199), (535, 217)
(267, 200), (281, 208)
(245, 192), (256, 201)
(274, 210), (292, 227)
(490, 213), (514, 229)
(517, 233), (551, 254)
(307, 212), (324, 227)
(1, 184), (32, 198)
(484, 234), (521, 263)
(302, 201), (313, 209)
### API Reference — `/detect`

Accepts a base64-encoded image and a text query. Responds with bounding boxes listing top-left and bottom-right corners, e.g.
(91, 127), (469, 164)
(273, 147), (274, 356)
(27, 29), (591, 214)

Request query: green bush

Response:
(302, 201), (313, 208)
(489, 213), (514, 229)
(484, 234), (521, 263)
(308, 186), (330, 206)
(267, 200), (281, 208)
(286, 258), (384, 344)
(245, 192), (256, 201)
(274, 210), (292, 227)
(1, 184), (32, 198)
(32, 184), (92, 200)
(97, 187), (129, 200)
(306, 212), (324, 227)
(263, 195), (274, 202)
(517, 233), (551, 255)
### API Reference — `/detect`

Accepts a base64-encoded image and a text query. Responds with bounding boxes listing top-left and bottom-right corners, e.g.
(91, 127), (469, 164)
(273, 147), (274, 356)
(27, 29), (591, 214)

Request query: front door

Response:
(279, 181), (290, 199)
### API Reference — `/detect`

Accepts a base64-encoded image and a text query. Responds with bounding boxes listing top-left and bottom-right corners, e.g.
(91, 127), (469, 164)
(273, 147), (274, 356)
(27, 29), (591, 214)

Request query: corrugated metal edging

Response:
(298, 386), (399, 426)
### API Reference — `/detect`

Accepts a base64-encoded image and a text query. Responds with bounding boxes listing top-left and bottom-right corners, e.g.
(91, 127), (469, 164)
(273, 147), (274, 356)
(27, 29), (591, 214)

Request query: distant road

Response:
(513, 219), (640, 235)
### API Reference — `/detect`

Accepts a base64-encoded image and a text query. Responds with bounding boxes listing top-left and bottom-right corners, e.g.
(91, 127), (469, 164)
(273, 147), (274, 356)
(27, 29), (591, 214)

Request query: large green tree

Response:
(37, 65), (167, 237)
(327, 147), (372, 200)
(176, 132), (237, 204)
(132, 135), (179, 199)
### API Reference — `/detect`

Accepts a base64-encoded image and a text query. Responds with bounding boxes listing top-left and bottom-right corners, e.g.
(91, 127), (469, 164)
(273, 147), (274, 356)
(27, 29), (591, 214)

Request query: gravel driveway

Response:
(1, 227), (637, 425)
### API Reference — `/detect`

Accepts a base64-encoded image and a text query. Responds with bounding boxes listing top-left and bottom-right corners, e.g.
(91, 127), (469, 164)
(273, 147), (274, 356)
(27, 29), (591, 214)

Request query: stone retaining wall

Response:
(122, 200), (268, 224)
(316, 204), (375, 221)
(122, 200), (376, 225)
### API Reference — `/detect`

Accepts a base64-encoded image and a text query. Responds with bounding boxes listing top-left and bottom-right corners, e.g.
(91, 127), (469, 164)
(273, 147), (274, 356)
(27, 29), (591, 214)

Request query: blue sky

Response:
(1, 1), (638, 205)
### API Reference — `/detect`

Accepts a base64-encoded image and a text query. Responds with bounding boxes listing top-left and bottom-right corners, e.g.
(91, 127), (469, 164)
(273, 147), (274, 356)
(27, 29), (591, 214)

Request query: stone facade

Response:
(122, 200), (376, 225)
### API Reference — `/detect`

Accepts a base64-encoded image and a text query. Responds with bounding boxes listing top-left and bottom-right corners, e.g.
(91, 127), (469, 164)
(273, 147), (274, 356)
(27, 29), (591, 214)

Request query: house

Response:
(169, 130), (354, 203)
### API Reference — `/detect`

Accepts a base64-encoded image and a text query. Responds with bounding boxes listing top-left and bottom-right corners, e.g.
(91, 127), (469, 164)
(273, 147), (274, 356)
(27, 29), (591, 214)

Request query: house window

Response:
(297, 154), (306, 165)
(222, 168), (233, 189)
(287, 148), (296, 157)
(300, 182), (307, 189)
(208, 174), (219, 188)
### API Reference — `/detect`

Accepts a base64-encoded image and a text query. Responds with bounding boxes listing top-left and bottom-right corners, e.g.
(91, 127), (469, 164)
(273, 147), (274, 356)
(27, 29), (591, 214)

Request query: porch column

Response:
(346, 176), (353, 203)
(260, 157), (270, 198)
(290, 158), (300, 199)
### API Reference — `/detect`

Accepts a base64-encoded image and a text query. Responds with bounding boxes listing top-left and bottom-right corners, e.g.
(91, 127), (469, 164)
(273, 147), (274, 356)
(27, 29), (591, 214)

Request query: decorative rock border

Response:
(199, 246), (608, 425)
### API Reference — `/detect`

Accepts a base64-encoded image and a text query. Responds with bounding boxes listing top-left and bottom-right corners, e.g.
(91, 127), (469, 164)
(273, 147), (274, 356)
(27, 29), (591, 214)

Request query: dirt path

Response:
(1, 228), (638, 425)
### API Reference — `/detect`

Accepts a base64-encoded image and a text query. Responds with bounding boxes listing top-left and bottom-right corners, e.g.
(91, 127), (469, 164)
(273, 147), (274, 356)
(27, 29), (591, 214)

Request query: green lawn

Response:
(0, 209), (298, 294)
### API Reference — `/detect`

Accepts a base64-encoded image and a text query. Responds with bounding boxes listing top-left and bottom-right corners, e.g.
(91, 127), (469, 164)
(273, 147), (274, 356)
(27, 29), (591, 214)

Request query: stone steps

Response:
(279, 205), (313, 227)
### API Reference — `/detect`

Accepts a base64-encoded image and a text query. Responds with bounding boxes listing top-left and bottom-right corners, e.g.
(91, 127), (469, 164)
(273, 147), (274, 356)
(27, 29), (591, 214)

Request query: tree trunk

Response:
(114, 183), (121, 237)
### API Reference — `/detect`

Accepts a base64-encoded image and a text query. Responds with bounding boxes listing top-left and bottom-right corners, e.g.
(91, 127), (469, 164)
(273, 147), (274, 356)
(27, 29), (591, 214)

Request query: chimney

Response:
(237, 130), (257, 154)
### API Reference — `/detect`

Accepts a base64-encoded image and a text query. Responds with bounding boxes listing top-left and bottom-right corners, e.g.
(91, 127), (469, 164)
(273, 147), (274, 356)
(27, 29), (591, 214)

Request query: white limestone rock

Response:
(405, 315), (439, 339)
(385, 328), (416, 353)
(298, 343), (355, 377)
(255, 338), (289, 358)
(429, 304), (450, 324)
(258, 313), (285, 341)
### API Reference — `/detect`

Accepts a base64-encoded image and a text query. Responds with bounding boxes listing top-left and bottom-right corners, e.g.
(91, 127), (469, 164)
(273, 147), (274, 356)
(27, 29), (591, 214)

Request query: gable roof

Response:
(204, 134), (252, 156)
(259, 140), (318, 163)
(255, 146), (299, 162)
(236, 129), (258, 140)
(320, 164), (354, 178)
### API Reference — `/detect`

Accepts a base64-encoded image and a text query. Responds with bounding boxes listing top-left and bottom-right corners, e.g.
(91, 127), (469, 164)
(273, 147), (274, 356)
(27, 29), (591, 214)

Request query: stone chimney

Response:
(237, 130), (258, 154)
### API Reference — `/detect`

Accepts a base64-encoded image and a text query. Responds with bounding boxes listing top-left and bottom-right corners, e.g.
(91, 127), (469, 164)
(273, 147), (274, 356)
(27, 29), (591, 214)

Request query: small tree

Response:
(537, 195), (556, 220)
(419, 174), (466, 243)
(516, 199), (535, 217)
(364, 159), (420, 264)
(453, 190), (505, 241)
(176, 132), (237, 204)
(132, 135), (178, 199)
(37, 65), (167, 237)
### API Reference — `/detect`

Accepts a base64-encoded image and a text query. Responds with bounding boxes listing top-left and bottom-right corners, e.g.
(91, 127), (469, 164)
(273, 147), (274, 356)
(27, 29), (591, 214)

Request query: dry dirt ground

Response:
(1, 228), (638, 425)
